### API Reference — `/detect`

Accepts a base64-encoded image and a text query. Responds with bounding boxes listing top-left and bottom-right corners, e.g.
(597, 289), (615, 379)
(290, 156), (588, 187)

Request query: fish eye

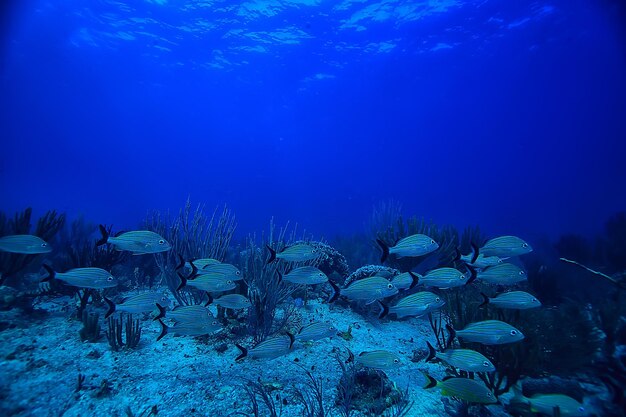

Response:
(483, 361), (490, 367)
(212, 320), (219, 325)
(519, 271), (526, 275)
(522, 243), (528, 248)
(487, 392), (493, 397)
(393, 359), (399, 363)
(41, 243), (47, 247)
(435, 297), (440, 302)
(107, 276), (113, 281)
(312, 249), (317, 253)
(510, 330), (517, 336)
(430, 239), (435, 244)
(236, 271), (241, 275)
(460, 274), (465, 280)
(532, 298), (538, 302)
(578, 407), (584, 412)
(227, 280), (233, 284)
(387, 283), (393, 289)
(158, 239), (165, 245)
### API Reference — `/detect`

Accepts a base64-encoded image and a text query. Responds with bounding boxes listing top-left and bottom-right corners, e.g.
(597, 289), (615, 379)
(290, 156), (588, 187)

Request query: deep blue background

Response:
(1, 0), (625, 241)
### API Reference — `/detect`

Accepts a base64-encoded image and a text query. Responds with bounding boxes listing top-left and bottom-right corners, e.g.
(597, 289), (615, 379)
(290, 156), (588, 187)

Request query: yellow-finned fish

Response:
(266, 244), (320, 263)
(448, 320), (524, 345)
(154, 304), (213, 322)
(350, 350), (401, 371)
(235, 333), (295, 360)
(422, 372), (497, 404)
(421, 267), (476, 289)
(512, 384), (587, 416)
(479, 236), (532, 257)
(378, 291), (444, 319)
(390, 271), (420, 291)
(157, 318), (222, 341)
(425, 341), (495, 372)
(377, 234), (439, 263)
(295, 322), (337, 341)
(0, 235), (52, 254)
(480, 291), (541, 309)
(176, 272), (235, 293)
(207, 294), (251, 310)
(279, 266), (328, 285)
(477, 263), (526, 285)
(42, 265), (118, 289)
(96, 225), (171, 254)
(105, 292), (170, 318)
(329, 277), (398, 303)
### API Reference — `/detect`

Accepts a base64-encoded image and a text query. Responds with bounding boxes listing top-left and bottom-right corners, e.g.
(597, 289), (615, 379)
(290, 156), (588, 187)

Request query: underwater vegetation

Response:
(0, 203), (625, 416)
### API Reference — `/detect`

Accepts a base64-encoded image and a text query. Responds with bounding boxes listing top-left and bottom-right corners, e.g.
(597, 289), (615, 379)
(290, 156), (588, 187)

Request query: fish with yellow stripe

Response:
(376, 234), (438, 263)
(42, 265), (118, 289)
(378, 291), (444, 319)
(0, 235), (52, 254)
(422, 372), (497, 404)
(425, 341), (495, 372)
(235, 333), (295, 360)
(328, 277), (398, 304)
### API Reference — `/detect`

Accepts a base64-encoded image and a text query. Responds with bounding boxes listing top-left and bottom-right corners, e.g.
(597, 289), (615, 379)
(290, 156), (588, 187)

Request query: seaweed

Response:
(125, 405), (158, 417)
(238, 379), (283, 417)
(106, 314), (142, 351)
(334, 352), (356, 417)
(292, 368), (329, 417)
(79, 309), (101, 342)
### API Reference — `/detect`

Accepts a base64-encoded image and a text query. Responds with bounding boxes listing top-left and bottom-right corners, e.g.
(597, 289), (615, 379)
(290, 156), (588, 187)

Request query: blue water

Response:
(1, 0), (625, 239)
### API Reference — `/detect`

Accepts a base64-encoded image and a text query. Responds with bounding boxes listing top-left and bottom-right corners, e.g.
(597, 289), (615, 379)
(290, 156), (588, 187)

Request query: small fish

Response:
(422, 373), (497, 404)
(421, 267), (476, 289)
(512, 385), (587, 416)
(378, 291), (444, 319)
(42, 265), (118, 289)
(425, 341), (495, 372)
(197, 263), (242, 280)
(154, 304), (214, 322)
(157, 318), (222, 341)
(479, 236), (532, 258)
(329, 277), (398, 303)
(447, 320), (524, 345)
(266, 244), (320, 263)
(190, 258), (221, 269)
(0, 235), (52, 254)
(207, 294), (251, 310)
(480, 291), (541, 310)
(377, 234), (439, 263)
(96, 225), (171, 254)
(177, 272), (235, 293)
(350, 350), (401, 371)
(279, 266), (328, 285)
(235, 333), (295, 360)
(296, 322), (337, 341)
(477, 263), (526, 285)
(105, 292), (170, 318)
(390, 271), (420, 291)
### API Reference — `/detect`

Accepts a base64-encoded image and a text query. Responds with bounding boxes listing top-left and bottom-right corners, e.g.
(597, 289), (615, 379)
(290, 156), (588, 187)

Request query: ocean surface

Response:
(1, 1), (626, 417)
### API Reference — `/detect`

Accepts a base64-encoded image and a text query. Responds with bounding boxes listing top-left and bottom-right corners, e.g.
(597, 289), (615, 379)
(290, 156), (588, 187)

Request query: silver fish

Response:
(390, 271), (420, 291)
(460, 252), (506, 269)
(421, 267), (474, 289)
(512, 386), (587, 417)
(353, 350), (401, 371)
(481, 291), (541, 309)
(208, 294), (251, 310)
(280, 266), (328, 285)
(377, 234), (439, 262)
(155, 304), (214, 322)
(480, 236), (532, 257)
(379, 291), (445, 319)
(105, 292), (170, 318)
(42, 265), (117, 289)
(157, 318), (222, 341)
(423, 373), (497, 404)
(266, 244), (320, 263)
(330, 277), (398, 303)
(0, 235), (52, 254)
(450, 320), (524, 345)
(97, 226), (171, 254)
(425, 341), (495, 372)
(236, 333), (295, 360)
(190, 258), (221, 269)
(296, 322), (337, 341)
(197, 263), (242, 280)
(177, 272), (236, 293)
(477, 263), (526, 285)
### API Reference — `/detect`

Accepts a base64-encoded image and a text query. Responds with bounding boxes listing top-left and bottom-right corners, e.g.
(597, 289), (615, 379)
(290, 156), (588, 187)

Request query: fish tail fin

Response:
(408, 271), (420, 289)
(266, 245), (276, 264)
(466, 265), (477, 285)
(276, 270), (283, 284)
(205, 293), (213, 307)
(421, 372), (438, 389)
(376, 239), (390, 263)
(175, 254), (185, 271)
(235, 344), (247, 361)
(154, 303), (166, 321)
(41, 264), (55, 282)
(96, 225), (109, 246)
(176, 272), (187, 291)
(104, 297), (116, 319)
(287, 332), (295, 349)
(188, 261), (198, 279)
(346, 349), (354, 364)
(157, 320), (168, 341)
(445, 324), (456, 348)
(425, 341), (437, 362)
(377, 300), (389, 319)
(511, 382), (525, 402)
(470, 242), (480, 264)
(479, 292), (490, 307)
(328, 280), (340, 303)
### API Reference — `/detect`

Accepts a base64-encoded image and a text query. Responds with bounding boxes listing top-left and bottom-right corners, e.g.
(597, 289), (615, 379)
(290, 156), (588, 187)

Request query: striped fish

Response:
(448, 320), (524, 345)
(42, 265), (118, 289)
(479, 236), (532, 257)
(421, 267), (475, 289)
(329, 277), (398, 303)
(266, 244), (320, 263)
(207, 294), (251, 310)
(190, 258), (221, 269)
(155, 304), (214, 322)
(0, 235), (52, 254)
(377, 234), (439, 263)
(459, 251), (506, 269)
(235, 333), (295, 360)
(425, 341), (495, 372)
(423, 373), (497, 404)
(105, 292), (170, 318)
(197, 263), (242, 280)
(96, 225), (171, 254)
(296, 322), (337, 341)
(280, 266), (328, 285)
(352, 350), (401, 371)
(177, 272), (236, 292)
(378, 292), (444, 319)
(157, 318), (222, 341)
(480, 291), (541, 310)
(477, 263), (526, 285)
(390, 271), (420, 291)
(512, 386), (587, 417)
